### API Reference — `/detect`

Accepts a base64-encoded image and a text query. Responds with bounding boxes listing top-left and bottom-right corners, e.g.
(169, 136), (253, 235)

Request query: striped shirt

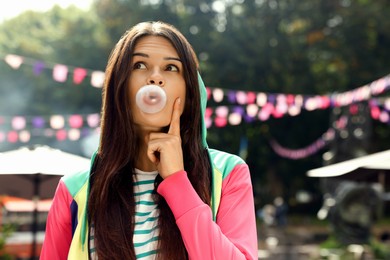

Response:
(89, 169), (160, 259)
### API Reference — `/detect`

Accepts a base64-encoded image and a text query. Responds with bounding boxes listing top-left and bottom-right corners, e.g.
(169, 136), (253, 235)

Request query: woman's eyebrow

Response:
(164, 57), (182, 62)
(132, 52), (181, 62)
(133, 52), (148, 58)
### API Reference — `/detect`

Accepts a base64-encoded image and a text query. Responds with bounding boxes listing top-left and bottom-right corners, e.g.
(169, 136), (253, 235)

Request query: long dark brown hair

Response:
(88, 21), (211, 259)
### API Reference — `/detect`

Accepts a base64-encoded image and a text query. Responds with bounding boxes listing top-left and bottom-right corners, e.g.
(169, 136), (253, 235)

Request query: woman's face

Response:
(128, 36), (186, 132)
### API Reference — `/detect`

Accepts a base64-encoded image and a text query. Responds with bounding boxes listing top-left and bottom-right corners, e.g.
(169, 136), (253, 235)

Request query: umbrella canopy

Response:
(0, 145), (91, 259)
(307, 149), (390, 185)
(0, 145), (91, 199)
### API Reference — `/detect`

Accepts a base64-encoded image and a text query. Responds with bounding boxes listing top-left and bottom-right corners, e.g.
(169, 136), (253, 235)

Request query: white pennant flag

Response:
(53, 64), (68, 82)
(90, 71), (105, 88)
(5, 54), (24, 69)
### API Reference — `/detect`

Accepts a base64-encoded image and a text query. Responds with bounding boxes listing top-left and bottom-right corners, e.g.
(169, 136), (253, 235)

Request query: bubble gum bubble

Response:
(135, 85), (167, 114)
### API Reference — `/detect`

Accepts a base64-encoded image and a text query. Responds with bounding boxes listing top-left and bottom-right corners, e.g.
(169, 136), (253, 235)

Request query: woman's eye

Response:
(133, 62), (146, 70)
(166, 64), (179, 72)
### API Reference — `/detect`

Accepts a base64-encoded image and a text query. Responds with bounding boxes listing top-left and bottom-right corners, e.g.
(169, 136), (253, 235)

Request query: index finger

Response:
(168, 98), (181, 136)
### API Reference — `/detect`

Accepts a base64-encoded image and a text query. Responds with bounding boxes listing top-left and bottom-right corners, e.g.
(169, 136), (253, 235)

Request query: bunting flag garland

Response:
(204, 97), (390, 128)
(268, 99), (390, 159)
(4, 113), (101, 129)
(1, 53), (390, 108)
(206, 74), (390, 111)
(0, 96), (390, 144)
(0, 112), (101, 143)
(269, 128), (336, 159)
(1, 53), (390, 159)
(1, 53), (105, 87)
(0, 127), (101, 144)
(369, 98), (390, 125)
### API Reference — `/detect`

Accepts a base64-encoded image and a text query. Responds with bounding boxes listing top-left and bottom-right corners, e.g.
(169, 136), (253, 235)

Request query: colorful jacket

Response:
(40, 74), (258, 259)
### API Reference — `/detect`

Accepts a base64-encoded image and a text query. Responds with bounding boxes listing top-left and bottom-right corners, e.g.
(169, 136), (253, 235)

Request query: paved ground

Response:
(256, 223), (383, 259)
(258, 224), (326, 259)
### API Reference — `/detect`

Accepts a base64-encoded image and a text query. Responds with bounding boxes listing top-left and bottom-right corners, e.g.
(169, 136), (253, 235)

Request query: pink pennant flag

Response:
(215, 117), (227, 128)
(206, 87), (211, 100)
(7, 131), (18, 143)
(90, 71), (105, 88)
(73, 68), (88, 84)
(69, 114), (83, 128)
(247, 92), (256, 104)
(11, 116), (26, 130)
(236, 91), (247, 105)
(215, 106), (229, 118)
(56, 129), (67, 141)
(53, 64), (68, 82)
(87, 113), (100, 128)
(5, 54), (24, 69)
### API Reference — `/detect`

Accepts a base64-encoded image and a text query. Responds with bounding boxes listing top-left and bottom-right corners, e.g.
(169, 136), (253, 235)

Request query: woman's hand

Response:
(147, 98), (184, 179)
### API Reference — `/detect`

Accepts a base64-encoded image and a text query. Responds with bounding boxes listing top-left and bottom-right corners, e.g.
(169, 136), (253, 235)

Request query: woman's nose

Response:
(147, 71), (165, 86)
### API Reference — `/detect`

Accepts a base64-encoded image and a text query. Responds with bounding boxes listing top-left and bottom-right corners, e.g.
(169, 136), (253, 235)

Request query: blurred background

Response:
(0, 0), (389, 259)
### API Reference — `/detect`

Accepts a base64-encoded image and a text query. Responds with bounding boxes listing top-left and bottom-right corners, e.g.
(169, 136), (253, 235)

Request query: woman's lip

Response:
(135, 84), (167, 114)
(143, 92), (161, 105)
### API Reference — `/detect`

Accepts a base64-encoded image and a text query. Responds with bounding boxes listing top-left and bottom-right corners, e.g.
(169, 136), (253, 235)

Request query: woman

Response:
(40, 21), (258, 260)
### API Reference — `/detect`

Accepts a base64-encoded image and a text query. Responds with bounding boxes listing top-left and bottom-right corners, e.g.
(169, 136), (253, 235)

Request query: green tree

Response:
(0, 224), (14, 260)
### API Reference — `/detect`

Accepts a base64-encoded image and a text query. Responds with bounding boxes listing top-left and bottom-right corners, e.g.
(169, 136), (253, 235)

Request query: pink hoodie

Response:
(41, 163), (258, 259)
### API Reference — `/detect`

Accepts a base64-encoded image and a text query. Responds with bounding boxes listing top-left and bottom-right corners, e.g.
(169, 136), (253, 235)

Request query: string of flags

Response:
(0, 113), (101, 144)
(2, 54), (105, 87)
(1, 53), (389, 159)
(269, 128), (336, 160)
(1, 53), (390, 110)
(0, 100), (388, 145)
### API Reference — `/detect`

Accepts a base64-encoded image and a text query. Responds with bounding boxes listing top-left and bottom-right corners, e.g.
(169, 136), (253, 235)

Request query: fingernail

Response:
(177, 98), (181, 104)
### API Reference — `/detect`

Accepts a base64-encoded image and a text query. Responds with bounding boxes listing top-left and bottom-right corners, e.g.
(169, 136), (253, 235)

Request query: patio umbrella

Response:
(307, 149), (390, 184)
(0, 145), (91, 260)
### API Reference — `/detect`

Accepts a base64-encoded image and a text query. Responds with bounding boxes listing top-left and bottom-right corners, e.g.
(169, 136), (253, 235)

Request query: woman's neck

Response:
(135, 128), (158, 172)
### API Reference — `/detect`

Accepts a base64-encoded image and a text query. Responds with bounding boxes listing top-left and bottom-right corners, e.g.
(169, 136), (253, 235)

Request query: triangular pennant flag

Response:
(73, 68), (88, 84)
(7, 131), (18, 143)
(212, 88), (224, 103)
(68, 129), (81, 141)
(90, 71), (105, 88)
(19, 130), (31, 143)
(33, 61), (45, 75)
(236, 91), (247, 105)
(5, 54), (24, 69)
(11, 116), (26, 130)
(32, 116), (45, 128)
(247, 92), (256, 104)
(69, 114), (83, 128)
(50, 115), (65, 129)
(87, 113), (100, 128)
(53, 64), (68, 82)
(56, 129), (67, 141)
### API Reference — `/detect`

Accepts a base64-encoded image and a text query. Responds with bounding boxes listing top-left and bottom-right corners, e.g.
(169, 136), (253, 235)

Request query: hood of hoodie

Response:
(198, 72), (209, 149)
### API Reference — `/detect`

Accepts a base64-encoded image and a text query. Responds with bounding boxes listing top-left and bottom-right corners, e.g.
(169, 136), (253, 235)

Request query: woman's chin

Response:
(135, 120), (170, 132)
